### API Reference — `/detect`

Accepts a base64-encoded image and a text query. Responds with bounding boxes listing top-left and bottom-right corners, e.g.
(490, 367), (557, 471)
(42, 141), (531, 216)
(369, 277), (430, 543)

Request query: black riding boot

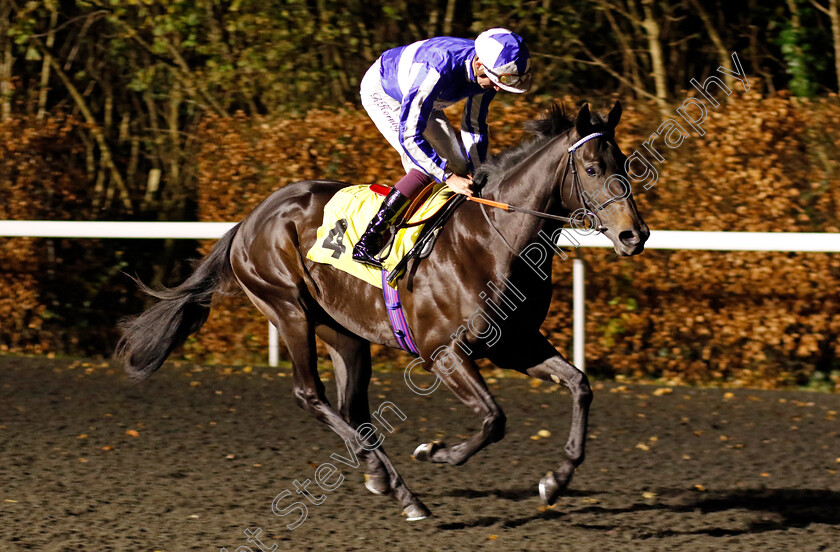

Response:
(352, 188), (411, 268)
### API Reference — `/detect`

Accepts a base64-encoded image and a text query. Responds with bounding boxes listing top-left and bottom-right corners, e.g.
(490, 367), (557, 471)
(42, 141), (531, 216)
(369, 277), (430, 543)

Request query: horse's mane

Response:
(474, 102), (606, 189)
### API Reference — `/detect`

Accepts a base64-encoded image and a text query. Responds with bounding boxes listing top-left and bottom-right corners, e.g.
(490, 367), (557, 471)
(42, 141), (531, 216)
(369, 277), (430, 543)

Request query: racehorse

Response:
(116, 101), (649, 521)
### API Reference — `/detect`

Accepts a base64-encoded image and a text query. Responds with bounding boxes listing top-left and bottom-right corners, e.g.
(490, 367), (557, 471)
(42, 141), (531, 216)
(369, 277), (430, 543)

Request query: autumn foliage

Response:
(3, 91), (840, 389)
(0, 115), (88, 353)
(191, 91), (840, 389)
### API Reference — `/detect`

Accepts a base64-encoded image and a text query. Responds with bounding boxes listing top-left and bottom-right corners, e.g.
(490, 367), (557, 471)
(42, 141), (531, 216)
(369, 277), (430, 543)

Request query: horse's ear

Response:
(607, 101), (622, 129)
(575, 103), (592, 136)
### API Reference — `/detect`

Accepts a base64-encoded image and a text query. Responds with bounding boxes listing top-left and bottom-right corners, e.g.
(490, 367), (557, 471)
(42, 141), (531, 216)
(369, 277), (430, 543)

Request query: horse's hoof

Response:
(364, 473), (390, 496)
(539, 471), (561, 506)
(402, 503), (431, 521)
(412, 440), (445, 462)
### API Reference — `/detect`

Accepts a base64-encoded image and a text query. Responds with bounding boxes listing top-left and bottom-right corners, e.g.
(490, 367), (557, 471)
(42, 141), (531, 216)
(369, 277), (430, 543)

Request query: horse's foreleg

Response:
(516, 340), (592, 505)
(413, 355), (506, 466)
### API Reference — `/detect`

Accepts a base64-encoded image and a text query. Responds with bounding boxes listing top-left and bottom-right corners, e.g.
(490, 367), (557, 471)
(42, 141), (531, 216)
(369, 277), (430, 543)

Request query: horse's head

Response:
(561, 102), (649, 256)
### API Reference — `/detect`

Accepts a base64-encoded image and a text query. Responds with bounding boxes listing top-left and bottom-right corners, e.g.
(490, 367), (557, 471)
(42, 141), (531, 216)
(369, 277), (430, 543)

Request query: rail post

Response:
(268, 322), (280, 367)
(573, 257), (585, 372)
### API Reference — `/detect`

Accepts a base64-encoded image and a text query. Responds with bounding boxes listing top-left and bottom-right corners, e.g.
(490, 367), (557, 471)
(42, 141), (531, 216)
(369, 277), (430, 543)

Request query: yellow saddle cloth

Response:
(306, 183), (453, 289)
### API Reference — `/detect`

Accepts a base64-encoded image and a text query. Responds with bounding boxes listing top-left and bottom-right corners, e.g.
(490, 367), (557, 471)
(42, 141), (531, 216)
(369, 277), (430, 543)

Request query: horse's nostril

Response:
(619, 230), (639, 246)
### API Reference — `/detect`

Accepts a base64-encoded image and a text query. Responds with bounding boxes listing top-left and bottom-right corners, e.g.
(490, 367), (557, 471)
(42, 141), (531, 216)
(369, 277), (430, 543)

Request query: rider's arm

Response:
(398, 66), (449, 182)
(460, 90), (496, 174)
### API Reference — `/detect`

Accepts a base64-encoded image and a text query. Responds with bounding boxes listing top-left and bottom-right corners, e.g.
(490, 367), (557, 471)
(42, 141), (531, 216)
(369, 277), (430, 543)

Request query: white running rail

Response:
(4, 221), (840, 370)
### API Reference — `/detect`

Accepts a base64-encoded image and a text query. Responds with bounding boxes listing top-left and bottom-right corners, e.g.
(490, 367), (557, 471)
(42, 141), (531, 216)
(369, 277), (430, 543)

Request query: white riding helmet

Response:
(474, 28), (531, 93)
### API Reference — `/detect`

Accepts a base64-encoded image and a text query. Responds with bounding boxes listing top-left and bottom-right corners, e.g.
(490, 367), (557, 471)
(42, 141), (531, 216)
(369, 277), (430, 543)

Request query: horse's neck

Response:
(478, 136), (569, 252)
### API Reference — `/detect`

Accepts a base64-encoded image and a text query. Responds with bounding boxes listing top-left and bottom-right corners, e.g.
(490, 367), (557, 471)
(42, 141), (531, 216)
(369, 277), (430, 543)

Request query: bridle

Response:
(562, 131), (628, 232)
(475, 131), (624, 255)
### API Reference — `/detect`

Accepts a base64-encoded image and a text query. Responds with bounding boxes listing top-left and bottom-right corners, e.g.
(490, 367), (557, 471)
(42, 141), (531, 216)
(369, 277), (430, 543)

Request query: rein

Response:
(472, 131), (619, 255)
(468, 195), (579, 224)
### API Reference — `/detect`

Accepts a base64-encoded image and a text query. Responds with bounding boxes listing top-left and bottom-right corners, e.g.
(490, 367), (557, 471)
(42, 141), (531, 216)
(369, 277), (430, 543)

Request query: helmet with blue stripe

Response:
(475, 28), (531, 94)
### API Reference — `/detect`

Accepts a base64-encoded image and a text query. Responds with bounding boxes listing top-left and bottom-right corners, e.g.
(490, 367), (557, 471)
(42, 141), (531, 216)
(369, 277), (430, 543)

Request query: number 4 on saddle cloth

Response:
(306, 182), (462, 290)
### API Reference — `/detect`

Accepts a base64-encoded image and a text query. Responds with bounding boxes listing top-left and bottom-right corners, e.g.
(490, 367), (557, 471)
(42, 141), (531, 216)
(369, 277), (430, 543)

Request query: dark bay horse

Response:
(117, 102), (649, 521)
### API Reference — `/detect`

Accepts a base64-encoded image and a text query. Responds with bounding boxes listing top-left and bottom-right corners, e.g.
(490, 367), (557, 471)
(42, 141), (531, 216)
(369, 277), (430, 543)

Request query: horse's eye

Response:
(585, 166), (597, 177)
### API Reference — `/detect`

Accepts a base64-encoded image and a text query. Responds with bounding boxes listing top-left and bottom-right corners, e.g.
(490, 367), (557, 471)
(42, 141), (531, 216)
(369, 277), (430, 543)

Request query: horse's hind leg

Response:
(317, 326), (401, 497)
(274, 318), (429, 520)
(318, 328), (385, 492)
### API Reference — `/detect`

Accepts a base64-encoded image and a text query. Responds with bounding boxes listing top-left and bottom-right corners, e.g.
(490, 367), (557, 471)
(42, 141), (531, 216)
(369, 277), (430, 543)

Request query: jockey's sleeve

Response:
(461, 90), (496, 173)
(398, 65), (449, 182)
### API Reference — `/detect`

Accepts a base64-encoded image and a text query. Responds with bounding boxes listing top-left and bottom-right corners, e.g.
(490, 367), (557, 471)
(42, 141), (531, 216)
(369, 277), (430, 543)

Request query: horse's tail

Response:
(115, 223), (242, 382)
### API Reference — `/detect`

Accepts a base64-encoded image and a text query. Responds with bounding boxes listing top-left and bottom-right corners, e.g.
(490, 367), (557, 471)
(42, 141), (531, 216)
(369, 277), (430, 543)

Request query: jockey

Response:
(353, 28), (531, 268)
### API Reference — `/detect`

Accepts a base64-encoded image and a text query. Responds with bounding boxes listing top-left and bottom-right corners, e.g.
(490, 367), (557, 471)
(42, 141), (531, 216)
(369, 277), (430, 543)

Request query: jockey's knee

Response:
(394, 169), (433, 199)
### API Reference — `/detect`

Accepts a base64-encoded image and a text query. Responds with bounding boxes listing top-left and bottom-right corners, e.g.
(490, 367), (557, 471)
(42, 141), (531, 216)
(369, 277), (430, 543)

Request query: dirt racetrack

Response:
(1, 355), (839, 552)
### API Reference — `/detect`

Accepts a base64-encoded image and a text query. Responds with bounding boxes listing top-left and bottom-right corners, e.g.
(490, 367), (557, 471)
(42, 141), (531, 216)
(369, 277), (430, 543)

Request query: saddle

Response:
(383, 182), (465, 285)
(306, 181), (465, 288)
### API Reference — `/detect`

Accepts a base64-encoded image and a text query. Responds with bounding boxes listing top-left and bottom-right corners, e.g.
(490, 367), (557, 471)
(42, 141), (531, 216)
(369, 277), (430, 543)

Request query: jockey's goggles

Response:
(484, 65), (532, 92)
